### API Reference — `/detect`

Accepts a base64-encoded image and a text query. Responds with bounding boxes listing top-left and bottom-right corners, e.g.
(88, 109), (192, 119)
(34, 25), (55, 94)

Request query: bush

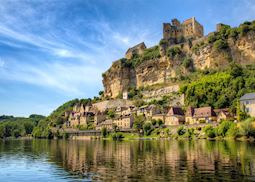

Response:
(239, 24), (250, 36)
(167, 46), (182, 58)
(159, 39), (168, 46)
(101, 127), (108, 138)
(226, 124), (239, 138)
(112, 132), (124, 140)
(213, 39), (228, 50)
(208, 34), (218, 43)
(177, 126), (186, 136)
(157, 119), (163, 127)
(142, 46), (161, 61)
(217, 120), (233, 137)
(240, 118), (255, 138)
(203, 125), (216, 138)
(207, 129), (216, 138)
(151, 119), (157, 126)
(187, 128), (195, 138)
(182, 57), (193, 69)
(143, 122), (153, 136)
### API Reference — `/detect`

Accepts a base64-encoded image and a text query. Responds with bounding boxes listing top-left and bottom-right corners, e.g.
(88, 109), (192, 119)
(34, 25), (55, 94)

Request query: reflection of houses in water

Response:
(47, 140), (255, 181)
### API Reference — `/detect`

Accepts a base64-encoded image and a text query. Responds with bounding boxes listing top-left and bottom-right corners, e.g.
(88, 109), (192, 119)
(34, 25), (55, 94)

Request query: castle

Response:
(124, 17), (204, 59)
(163, 17), (204, 44)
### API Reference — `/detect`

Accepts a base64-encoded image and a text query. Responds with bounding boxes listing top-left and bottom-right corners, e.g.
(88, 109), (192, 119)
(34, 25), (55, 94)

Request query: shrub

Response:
(159, 39), (168, 45)
(213, 39), (228, 50)
(217, 120), (233, 137)
(240, 118), (255, 138)
(239, 24), (250, 36)
(208, 34), (217, 43)
(142, 46), (161, 61)
(143, 122), (152, 136)
(187, 128), (195, 138)
(167, 46), (182, 58)
(151, 119), (157, 126)
(207, 129), (216, 138)
(112, 132), (124, 140)
(228, 28), (239, 39)
(226, 124), (239, 138)
(101, 127), (108, 138)
(157, 119), (163, 127)
(177, 126), (186, 136)
(203, 125), (216, 138)
(182, 57), (193, 69)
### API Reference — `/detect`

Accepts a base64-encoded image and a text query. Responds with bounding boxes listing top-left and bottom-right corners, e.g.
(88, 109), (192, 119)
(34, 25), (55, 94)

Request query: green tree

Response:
(143, 122), (152, 136)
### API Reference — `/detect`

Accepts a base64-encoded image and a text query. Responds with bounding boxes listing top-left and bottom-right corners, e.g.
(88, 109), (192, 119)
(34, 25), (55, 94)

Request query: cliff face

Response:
(103, 60), (136, 98)
(192, 31), (255, 69)
(103, 29), (255, 99)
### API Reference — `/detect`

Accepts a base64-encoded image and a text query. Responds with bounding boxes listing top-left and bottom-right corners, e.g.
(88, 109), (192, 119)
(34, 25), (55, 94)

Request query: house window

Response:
(246, 100), (250, 105)
(246, 108), (250, 113)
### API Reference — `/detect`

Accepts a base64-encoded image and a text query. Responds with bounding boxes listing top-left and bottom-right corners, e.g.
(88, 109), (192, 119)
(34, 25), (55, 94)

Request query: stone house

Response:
(137, 105), (161, 118)
(94, 111), (106, 126)
(152, 114), (165, 123)
(214, 108), (235, 122)
(185, 106), (217, 124)
(113, 115), (134, 129)
(165, 107), (185, 126)
(163, 17), (204, 44)
(65, 103), (96, 128)
(125, 42), (146, 59)
(240, 93), (255, 117)
(96, 119), (113, 130)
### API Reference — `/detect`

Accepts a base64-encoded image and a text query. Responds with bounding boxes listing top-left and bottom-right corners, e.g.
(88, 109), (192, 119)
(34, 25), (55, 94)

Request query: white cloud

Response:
(0, 59), (4, 68)
(0, 1), (158, 98)
(0, 59), (103, 96)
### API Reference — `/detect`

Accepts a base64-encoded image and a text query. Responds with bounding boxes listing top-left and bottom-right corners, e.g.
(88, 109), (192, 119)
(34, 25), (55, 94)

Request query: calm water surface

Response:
(0, 139), (255, 181)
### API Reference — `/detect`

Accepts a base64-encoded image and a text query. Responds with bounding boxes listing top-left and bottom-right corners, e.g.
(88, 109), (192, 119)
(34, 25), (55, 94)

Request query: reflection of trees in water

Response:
(1, 139), (255, 181)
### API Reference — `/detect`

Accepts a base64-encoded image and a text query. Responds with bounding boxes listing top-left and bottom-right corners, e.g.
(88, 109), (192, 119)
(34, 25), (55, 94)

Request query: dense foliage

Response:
(0, 115), (45, 138)
(121, 46), (161, 68)
(180, 64), (255, 112)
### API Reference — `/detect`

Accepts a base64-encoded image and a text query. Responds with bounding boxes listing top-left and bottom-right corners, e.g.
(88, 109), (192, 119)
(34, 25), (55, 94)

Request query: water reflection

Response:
(0, 139), (255, 181)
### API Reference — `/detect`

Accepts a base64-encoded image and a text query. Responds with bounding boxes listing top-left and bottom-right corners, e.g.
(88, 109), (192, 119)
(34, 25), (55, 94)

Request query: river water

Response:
(0, 139), (255, 181)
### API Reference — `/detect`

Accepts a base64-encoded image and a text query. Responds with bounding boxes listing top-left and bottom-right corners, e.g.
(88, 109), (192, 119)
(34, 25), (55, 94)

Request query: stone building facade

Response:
(240, 93), (255, 117)
(163, 17), (204, 44)
(125, 42), (146, 59)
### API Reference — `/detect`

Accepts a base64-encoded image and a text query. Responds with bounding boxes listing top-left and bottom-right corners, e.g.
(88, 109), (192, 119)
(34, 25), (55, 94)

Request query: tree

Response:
(99, 91), (104, 96)
(23, 121), (35, 134)
(101, 127), (108, 138)
(143, 122), (152, 136)
(133, 115), (145, 132)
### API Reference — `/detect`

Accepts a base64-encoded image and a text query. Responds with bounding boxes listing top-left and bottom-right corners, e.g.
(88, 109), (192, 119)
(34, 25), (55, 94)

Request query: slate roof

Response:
(167, 107), (184, 116)
(240, 93), (255, 101)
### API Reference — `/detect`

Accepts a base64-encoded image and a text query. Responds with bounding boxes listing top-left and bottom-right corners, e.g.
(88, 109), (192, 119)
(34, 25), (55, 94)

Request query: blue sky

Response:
(0, 0), (255, 117)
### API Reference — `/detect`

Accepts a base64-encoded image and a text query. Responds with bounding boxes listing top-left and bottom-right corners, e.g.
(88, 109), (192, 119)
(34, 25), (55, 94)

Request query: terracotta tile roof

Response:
(193, 107), (216, 118)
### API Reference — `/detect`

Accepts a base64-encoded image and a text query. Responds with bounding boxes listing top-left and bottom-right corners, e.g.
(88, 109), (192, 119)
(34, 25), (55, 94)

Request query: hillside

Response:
(103, 21), (255, 99)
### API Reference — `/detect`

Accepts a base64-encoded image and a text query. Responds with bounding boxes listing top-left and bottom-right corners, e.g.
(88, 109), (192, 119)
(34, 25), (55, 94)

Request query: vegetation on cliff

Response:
(180, 64), (255, 112)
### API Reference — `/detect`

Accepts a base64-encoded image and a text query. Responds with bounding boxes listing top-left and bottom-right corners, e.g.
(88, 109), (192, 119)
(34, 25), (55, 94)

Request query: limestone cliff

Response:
(103, 22), (255, 98)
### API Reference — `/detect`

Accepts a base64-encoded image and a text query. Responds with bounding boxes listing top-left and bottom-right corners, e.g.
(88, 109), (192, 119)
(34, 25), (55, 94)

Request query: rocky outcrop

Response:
(103, 30), (255, 99)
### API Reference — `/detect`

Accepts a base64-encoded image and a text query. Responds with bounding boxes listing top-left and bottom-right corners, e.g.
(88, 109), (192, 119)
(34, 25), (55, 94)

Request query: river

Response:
(0, 139), (255, 181)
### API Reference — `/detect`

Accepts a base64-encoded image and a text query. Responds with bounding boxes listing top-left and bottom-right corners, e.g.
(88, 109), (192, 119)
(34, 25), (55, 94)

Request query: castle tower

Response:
(163, 17), (204, 44)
